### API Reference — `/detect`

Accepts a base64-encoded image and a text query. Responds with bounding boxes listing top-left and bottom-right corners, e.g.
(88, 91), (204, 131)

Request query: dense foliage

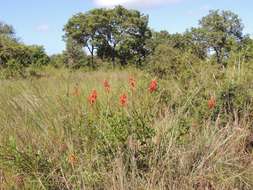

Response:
(1, 8), (253, 72)
(64, 6), (151, 67)
(0, 22), (49, 78)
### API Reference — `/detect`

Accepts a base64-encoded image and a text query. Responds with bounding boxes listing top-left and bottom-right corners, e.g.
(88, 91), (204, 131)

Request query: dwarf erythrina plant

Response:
(149, 79), (158, 93)
(103, 80), (110, 93)
(86, 78), (159, 108)
(128, 77), (136, 91)
(208, 96), (216, 109)
(88, 89), (98, 105)
(120, 93), (127, 106)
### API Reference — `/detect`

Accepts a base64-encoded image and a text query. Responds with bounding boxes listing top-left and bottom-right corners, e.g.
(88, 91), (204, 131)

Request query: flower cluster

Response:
(208, 96), (216, 109)
(88, 90), (98, 105)
(120, 94), (127, 106)
(103, 80), (110, 93)
(129, 77), (136, 91)
(86, 78), (158, 106)
(149, 79), (158, 93)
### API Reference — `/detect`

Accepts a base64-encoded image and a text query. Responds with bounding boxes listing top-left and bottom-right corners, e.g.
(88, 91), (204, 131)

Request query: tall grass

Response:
(0, 63), (253, 189)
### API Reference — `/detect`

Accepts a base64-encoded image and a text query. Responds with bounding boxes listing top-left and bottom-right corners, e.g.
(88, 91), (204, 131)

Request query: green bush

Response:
(1, 59), (26, 79)
(147, 43), (201, 79)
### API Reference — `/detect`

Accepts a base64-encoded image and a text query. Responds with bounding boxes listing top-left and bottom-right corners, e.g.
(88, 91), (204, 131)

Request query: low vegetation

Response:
(0, 63), (253, 189)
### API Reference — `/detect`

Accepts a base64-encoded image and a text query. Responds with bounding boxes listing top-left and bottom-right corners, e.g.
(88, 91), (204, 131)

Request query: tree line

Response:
(0, 22), (49, 67)
(0, 6), (253, 71)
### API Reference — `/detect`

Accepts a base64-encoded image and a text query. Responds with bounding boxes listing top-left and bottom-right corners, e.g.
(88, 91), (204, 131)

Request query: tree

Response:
(0, 35), (24, 66)
(147, 30), (207, 60)
(0, 21), (49, 70)
(64, 37), (88, 68)
(145, 30), (170, 56)
(0, 21), (15, 38)
(27, 45), (49, 66)
(64, 6), (151, 67)
(147, 43), (201, 79)
(242, 36), (253, 61)
(0, 33), (49, 67)
(64, 9), (107, 67)
(49, 53), (67, 68)
(100, 6), (151, 66)
(229, 35), (253, 63)
(0, 22), (16, 66)
(184, 29), (209, 59)
(197, 10), (244, 65)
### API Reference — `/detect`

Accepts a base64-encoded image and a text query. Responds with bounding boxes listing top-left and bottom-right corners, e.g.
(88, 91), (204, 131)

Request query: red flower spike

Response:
(149, 79), (158, 93)
(88, 90), (98, 105)
(103, 80), (110, 93)
(120, 94), (127, 107)
(208, 96), (216, 109)
(128, 77), (136, 91)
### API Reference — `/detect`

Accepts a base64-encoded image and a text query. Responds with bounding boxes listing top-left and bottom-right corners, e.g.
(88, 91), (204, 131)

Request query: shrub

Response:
(147, 43), (201, 79)
(1, 59), (26, 79)
(49, 54), (66, 68)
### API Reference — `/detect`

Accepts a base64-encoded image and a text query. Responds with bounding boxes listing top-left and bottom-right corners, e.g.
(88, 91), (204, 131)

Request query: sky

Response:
(0, 0), (252, 55)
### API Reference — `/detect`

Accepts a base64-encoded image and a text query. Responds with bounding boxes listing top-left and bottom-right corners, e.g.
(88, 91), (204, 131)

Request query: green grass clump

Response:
(0, 63), (253, 189)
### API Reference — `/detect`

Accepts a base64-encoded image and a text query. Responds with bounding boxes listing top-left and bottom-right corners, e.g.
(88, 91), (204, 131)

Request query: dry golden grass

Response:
(0, 65), (253, 189)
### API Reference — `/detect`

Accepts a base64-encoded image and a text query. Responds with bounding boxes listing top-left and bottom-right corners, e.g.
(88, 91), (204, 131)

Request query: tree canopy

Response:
(0, 21), (15, 38)
(1, 7), (253, 72)
(64, 6), (151, 67)
(195, 10), (244, 65)
(0, 21), (49, 67)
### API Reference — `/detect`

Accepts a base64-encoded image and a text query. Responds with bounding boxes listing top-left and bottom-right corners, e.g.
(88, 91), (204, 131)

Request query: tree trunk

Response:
(214, 47), (222, 65)
(87, 45), (94, 68)
(91, 44), (95, 69)
(112, 44), (116, 68)
(91, 49), (94, 68)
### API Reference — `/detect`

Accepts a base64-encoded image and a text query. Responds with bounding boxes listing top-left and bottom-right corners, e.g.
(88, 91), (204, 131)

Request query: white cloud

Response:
(199, 5), (210, 12)
(94, 0), (180, 8)
(36, 24), (49, 32)
(187, 10), (194, 16)
(186, 5), (211, 16)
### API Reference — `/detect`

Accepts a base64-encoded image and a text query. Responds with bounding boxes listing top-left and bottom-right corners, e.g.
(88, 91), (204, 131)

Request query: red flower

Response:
(149, 79), (158, 93)
(120, 93), (127, 106)
(88, 90), (98, 105)
(128, 77), (136, 91)
(103, 80), (110, 93)
(208, 96), (216, 109)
